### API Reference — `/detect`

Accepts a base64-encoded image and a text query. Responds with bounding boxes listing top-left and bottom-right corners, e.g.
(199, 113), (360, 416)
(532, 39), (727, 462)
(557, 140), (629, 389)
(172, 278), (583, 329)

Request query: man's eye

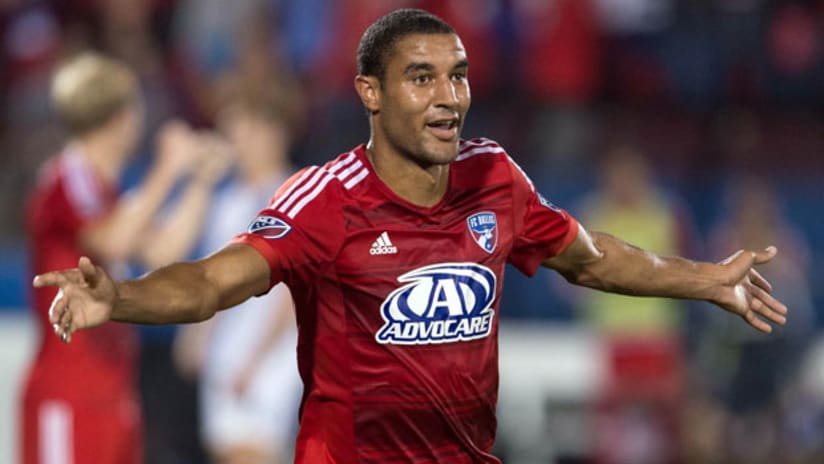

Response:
(452, 72), (467, 82)
(413, 75), (431, 85)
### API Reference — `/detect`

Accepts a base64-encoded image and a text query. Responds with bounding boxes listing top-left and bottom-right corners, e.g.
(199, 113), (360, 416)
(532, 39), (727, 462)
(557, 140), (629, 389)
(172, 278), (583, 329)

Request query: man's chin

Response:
(423, 140), (460, 164)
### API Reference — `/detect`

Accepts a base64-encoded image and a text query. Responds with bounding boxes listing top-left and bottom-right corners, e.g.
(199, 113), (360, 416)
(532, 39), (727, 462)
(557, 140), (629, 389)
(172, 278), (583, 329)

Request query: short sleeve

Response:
(231, 166), (346, 290)
(506, 156), (579, 277)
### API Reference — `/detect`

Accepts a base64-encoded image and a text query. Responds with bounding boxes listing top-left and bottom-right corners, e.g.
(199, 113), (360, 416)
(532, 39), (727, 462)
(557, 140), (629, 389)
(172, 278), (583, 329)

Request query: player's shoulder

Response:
(29, 156), (61, 199)
(267, 147), (369, 220)
(456, 137), (509, 164)
(452, 137), (518, 185)
(30, 151), (102, 213)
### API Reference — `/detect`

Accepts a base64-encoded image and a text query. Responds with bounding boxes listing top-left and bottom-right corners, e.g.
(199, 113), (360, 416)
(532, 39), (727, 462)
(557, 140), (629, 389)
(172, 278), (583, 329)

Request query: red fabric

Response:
(594, 337), (684, 464)
(21, 393), (142, 464)
(23, 150), (141, 463)
(604, 337), (684, 401)
(233, 139), (577, 462)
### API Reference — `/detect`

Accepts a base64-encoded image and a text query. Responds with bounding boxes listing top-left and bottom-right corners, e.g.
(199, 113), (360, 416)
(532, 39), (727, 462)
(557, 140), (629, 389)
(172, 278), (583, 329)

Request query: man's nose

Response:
(433, 77), (459, 107)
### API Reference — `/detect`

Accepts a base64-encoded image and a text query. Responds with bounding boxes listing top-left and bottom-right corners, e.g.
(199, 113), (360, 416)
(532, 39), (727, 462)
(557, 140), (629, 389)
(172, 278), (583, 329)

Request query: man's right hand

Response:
(33, 257), (117, 343)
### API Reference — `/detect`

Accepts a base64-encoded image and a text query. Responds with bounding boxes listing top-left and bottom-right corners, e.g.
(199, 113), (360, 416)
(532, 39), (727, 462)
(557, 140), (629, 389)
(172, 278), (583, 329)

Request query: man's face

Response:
(374, 33), (471, 166)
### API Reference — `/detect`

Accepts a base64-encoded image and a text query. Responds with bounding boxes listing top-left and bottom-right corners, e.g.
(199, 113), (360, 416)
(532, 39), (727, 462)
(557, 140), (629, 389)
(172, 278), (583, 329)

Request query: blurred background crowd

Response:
(0, 0), (823, 463)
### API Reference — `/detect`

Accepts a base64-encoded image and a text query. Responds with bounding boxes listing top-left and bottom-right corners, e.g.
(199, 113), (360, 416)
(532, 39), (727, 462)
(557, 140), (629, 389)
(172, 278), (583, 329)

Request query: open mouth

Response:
(425, 118), (459, 140)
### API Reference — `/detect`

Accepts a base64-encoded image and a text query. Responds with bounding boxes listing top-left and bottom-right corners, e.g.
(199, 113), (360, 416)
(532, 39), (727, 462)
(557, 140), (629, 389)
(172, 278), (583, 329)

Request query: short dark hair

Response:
(357, 9), (455, 81)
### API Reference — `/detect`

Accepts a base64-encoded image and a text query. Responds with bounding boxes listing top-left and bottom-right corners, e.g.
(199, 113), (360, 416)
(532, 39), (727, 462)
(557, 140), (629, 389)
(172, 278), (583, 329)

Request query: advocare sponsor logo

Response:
(376, 263), (496, 345)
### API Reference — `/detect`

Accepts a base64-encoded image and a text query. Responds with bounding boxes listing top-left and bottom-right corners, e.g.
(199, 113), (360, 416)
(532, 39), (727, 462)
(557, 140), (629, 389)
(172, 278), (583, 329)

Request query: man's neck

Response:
(365, 140), (449, 208)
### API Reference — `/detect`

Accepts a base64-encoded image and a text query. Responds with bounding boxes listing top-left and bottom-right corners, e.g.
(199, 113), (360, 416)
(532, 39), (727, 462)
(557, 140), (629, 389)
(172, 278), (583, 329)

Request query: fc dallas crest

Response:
(467, 211), (498, 253)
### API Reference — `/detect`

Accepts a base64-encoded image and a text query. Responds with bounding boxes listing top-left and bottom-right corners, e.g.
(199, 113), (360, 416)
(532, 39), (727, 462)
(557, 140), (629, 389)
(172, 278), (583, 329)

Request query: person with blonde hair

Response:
(21, 51), (229, 464)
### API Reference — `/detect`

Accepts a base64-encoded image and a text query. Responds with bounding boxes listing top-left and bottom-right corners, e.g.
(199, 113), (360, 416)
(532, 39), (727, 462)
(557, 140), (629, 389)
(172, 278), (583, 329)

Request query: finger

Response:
(748, 268), (772, 293)
(54, 299), (75, 344)
(64, 317), (75, 344)
(750, 296), (786, 326)
(750, 284), (789, 316)
(59, 306), (73, 332)
(33, 271), (70, 288)
(721, 250), (757, 281)
(53, 320), (69, 343)
(48, 289), (68, 325)
(78, 257), (98, 286)
(34, 269), (85, 288)
(743, 310), (772, 334)
(753, 246), (777, 265)
(719, 249), (745, 266)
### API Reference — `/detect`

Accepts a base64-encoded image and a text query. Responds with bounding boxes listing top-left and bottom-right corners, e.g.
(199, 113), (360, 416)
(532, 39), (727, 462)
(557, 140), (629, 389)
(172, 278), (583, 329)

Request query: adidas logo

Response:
(370, 231), (398, 255)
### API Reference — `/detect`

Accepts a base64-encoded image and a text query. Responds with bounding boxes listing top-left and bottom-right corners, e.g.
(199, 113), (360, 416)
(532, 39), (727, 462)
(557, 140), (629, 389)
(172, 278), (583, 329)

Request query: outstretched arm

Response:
(33, 243), (271, 342)
(544, 224), (788, 333)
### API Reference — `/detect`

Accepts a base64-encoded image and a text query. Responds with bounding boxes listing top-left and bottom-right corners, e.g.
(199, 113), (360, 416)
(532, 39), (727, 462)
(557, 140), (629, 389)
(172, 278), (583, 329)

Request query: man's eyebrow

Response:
(403, 62), (435, 74)
(403, 59), (469, 74)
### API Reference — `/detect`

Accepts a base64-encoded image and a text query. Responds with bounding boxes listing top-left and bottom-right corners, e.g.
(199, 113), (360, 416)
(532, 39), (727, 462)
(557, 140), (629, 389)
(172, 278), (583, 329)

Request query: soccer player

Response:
(35, 10), (788, 463)
(23, 52), (229, 464)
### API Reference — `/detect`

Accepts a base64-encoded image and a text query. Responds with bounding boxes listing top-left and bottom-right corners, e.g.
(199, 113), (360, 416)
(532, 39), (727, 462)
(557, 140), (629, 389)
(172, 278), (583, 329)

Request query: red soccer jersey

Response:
(25, 149), (138, 403)
(233, 139), (579, 463)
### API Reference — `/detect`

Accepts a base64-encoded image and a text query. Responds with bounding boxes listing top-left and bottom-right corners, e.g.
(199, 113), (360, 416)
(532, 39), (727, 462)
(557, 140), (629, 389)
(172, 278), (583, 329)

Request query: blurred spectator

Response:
(513, 0), (602, 103)
(594, 0), (673, 35)
(763, 2), (824, 105)
(211, 9), (305, 133)
(419, 0), (503, 98)
(275, 0), (335, 74)
(0, 1), (63, 239)
(135, 129), (233, 464)
(513, 0), (603, 177)
(173, 0), (267, 77)
(21, 51), (228, 464)
(573, 146), (693, 464)
(95, 0), (200, 144)
(172, 0), (276, 124)
(596, 0), (673, 102)
(688, 176), (817, 464)
(307, 0), (414, 100)
(76, 3), (229, 462)
(175, 89), (301, 464)
(714, 0), (764, 103)
(172, 1), (306, 145)
(290, 0), (411, 167)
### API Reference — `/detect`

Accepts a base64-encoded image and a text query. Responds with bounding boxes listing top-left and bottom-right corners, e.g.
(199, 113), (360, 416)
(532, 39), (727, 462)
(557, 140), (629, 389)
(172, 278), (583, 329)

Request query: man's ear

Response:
(354, 75), (380, 114)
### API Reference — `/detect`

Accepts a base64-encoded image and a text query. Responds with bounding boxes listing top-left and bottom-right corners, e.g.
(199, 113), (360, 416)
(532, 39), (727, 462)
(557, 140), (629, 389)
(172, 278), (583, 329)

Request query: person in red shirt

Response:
(35, 10), (788, 464)
(22, 51), (230, 464)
